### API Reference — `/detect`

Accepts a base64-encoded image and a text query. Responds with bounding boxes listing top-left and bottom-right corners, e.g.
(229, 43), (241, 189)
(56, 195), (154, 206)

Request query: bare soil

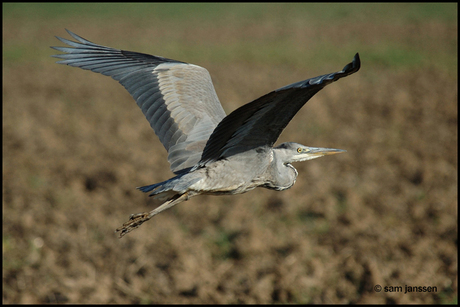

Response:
(3, 5), (457, 303)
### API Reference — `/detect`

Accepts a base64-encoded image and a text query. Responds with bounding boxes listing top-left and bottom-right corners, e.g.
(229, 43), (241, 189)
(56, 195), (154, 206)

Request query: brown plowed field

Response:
(3, 3), (457, 303)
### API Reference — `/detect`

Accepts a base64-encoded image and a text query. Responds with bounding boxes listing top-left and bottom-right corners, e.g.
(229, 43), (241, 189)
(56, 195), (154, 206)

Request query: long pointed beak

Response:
(307, 147), (346, 156)
(295, 146), (346, 162)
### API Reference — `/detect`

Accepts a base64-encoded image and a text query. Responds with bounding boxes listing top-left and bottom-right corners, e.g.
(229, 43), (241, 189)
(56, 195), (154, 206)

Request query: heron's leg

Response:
(116, 192), (189, 238)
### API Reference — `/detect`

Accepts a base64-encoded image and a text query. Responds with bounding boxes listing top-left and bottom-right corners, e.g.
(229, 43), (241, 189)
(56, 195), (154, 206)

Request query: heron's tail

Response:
(137, 182), (163, 193)
(137, 179), (176, 200)
(137, 173), (201, 200)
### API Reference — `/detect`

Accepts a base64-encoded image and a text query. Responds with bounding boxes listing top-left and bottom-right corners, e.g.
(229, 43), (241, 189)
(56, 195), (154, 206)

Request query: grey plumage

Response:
(53, 30), (225, 173)
(52, 29), (360, 237)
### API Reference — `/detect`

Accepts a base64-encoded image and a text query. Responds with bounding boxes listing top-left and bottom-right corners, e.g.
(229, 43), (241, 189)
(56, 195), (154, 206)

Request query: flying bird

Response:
(52, 29), (360, 237)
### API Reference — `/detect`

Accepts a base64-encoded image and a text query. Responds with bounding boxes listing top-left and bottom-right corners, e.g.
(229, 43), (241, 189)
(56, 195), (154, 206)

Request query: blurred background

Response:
(3, 3), (457, 303)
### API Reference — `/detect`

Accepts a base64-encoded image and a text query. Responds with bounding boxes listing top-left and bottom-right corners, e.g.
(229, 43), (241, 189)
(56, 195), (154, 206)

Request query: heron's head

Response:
(275, 142), (346, 163)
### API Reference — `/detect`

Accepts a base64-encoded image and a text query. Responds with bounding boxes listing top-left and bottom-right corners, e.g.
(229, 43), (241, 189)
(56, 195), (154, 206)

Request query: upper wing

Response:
(51, 29), (227, 174)
(199, 53), (360, 166)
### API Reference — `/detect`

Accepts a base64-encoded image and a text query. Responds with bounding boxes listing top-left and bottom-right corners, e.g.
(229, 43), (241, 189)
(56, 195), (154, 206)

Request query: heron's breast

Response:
(188, 156), (270, 195)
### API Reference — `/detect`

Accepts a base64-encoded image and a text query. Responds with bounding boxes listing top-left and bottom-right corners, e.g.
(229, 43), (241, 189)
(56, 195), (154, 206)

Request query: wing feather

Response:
(52, 30), (227, 173)
(199, 53), (361, 166)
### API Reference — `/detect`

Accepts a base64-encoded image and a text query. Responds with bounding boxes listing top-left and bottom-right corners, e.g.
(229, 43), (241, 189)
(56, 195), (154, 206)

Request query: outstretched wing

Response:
(52, 29), (227, 173)
(199, 53), (360, 166)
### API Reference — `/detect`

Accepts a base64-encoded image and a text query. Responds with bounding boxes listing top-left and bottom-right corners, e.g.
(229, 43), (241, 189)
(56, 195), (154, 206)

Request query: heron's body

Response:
(150, 144), (296, 200)
(52, 30), (360, 237)
(186, 148), (274, 195)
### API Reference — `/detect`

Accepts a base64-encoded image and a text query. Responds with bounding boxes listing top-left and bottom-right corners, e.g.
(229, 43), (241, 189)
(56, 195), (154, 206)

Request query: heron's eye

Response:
(297, 148), (302, 153)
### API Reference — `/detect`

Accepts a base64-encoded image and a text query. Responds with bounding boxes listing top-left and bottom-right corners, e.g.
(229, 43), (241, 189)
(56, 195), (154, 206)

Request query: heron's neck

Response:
(264, 150), (298, 191)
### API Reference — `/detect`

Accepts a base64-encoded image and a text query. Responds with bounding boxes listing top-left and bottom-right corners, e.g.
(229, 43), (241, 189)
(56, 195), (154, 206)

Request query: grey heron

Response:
(52, 30), (360, 237)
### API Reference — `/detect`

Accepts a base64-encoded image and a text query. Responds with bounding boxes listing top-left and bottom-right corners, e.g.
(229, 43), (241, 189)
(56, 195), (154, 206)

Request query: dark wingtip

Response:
(353, 52), (360, 70)
(342, 53), (361, 75)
